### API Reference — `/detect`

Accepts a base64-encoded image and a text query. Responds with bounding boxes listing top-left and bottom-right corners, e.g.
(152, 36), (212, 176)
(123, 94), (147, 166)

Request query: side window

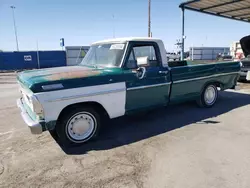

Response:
(126, 45), (159, 69)
(126, 50), (137, 69)
(133, 46), (157, 61)
(128, 51), (134, 60)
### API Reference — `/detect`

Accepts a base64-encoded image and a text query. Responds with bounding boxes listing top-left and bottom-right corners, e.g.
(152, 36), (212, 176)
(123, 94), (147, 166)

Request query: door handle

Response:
(159, 70), (168, 74)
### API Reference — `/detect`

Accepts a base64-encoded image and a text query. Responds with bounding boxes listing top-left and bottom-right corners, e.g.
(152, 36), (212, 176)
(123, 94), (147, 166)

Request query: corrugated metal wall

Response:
(65, 46), (90, 66)
(38, 51), (66, 68)
(0, 51), (66, 70)
(189, 47), (230, 60)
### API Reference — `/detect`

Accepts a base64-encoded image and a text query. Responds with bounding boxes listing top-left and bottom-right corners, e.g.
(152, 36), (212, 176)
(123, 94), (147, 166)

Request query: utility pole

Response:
(148, 0), (151, 37)
(36, 40), (40, 69)
(10, 6), (19, 51)
(181, 7), (185, 60)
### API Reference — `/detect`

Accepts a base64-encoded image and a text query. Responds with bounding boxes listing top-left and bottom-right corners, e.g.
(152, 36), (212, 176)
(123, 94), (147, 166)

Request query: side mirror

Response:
(136, 56), (149, 67)
(135, 56), (148, 79)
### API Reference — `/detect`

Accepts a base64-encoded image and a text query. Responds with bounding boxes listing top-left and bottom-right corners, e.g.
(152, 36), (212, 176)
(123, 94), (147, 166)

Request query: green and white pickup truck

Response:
(17, 37), (240, 145)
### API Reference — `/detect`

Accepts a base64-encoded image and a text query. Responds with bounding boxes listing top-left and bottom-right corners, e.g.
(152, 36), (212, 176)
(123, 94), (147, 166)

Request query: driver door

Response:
(124, 42), (171, 113)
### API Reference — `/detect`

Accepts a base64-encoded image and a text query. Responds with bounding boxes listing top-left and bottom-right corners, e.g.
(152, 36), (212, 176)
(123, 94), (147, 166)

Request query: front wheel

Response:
(56, 107), (101, 146)
(197, 84), (218, 108)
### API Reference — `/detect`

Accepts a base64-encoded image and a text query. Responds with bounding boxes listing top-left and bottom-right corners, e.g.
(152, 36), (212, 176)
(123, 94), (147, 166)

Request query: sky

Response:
(1, 0), (250, 52)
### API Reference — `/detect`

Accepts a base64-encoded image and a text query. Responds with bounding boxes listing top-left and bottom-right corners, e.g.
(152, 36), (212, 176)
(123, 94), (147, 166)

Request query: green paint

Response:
(18, 60), (240, 115)
(126, 85), (170, 112)
(124, 66), (171, 112)
(17, 66), (125, 93)
(170, 61), (240, 103)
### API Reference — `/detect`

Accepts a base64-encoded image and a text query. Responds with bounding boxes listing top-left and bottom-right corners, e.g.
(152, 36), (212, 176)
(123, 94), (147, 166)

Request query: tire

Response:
(49, 129), (58, 140)
(56, 106), (101, 146)
(238, 77), (246, 82)
(197, 84), (218, 108)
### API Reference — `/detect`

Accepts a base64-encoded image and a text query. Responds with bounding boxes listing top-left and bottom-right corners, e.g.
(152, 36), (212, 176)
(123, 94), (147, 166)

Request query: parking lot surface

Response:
(1, 73), (250, 188)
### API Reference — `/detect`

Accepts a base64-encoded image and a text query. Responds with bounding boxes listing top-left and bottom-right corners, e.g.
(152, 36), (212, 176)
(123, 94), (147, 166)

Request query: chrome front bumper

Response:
(17, 98), (43, 134)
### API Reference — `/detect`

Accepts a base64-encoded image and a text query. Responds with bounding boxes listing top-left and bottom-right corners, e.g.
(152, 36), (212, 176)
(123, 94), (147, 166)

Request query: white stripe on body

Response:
(35, 82), (126, 122)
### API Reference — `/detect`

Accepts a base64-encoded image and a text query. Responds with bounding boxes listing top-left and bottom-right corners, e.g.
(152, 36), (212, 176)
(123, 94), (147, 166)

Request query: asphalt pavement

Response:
(1, 73), (250, 188)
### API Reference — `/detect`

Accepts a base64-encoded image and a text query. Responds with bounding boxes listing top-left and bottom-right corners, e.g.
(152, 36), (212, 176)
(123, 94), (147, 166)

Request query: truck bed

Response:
(169, 61), (240, 103)
(168, 60), (237, 68)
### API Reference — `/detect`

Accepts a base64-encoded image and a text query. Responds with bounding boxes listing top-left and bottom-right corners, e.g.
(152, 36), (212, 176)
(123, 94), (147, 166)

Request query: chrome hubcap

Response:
(205, 86), (216, 105)
(67, 113), (95, 141)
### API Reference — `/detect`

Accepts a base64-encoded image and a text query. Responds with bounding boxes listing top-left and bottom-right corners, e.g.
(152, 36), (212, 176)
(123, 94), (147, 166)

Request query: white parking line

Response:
(0, 131), (14, 136)
(0, 128), (26, 136)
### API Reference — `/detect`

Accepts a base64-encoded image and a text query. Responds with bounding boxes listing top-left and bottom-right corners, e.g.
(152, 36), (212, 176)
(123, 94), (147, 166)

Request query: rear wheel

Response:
(197, 84), (218, 108)
(56, 107), (101, 146)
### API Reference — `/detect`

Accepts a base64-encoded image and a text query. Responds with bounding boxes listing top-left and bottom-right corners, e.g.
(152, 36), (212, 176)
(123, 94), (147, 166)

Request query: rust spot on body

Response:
(46, 70), (101, 81)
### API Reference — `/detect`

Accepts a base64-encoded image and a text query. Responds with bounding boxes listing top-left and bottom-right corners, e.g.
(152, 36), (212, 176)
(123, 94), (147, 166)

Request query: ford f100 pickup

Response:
(16, 37), (240, 146)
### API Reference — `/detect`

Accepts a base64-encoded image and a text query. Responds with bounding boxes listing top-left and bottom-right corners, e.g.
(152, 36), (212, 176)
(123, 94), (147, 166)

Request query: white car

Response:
(166, 52), (180, 61)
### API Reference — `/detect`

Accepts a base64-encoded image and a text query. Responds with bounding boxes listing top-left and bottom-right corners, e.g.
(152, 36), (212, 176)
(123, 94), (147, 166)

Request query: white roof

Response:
(92, 37), (162, 45)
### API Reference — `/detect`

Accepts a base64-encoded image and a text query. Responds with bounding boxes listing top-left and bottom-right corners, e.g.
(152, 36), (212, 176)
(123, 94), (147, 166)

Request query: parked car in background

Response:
(17, 37), (240, 146)
(230, 41), (244, 60)
(216, 53), (233, 61)
(183, 51), (190, 59)
(166, 52), (180, 61)
(239, 35), (250, 81)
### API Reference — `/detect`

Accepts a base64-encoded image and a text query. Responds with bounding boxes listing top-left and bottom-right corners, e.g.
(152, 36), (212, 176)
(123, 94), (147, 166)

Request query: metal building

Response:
(189, 47), (230, 60)
(65, 46), (90, 66)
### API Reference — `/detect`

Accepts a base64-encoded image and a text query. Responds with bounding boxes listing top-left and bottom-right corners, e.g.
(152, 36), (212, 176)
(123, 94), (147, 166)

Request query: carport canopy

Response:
(179, 0), (250, 60)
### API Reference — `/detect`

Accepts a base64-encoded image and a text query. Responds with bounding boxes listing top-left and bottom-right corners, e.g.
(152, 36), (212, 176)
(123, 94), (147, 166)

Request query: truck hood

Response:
(240, 35), (250, 58)
(17, 65), (123, 93)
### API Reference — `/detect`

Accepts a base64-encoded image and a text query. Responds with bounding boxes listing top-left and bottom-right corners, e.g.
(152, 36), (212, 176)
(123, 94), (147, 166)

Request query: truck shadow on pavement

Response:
(54, 90), (250, 155)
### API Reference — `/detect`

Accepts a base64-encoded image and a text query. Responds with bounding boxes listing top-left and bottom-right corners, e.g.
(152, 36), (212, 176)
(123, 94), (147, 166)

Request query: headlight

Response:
(30, 95), (44, 117)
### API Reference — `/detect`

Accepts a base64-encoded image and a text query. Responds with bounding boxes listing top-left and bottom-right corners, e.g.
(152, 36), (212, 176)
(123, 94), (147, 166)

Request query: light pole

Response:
(148, 0), (151, 37)
(10, 6), (19, 51)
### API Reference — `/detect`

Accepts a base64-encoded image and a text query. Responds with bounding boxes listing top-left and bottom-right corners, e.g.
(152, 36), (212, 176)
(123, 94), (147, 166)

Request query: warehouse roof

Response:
(179, 0), (250, 23)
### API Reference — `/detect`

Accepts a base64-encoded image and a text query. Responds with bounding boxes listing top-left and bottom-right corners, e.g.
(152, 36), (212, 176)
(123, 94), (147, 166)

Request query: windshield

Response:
(80, 43), (126, 67)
